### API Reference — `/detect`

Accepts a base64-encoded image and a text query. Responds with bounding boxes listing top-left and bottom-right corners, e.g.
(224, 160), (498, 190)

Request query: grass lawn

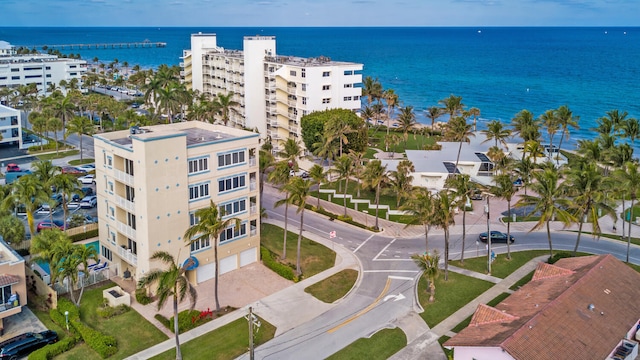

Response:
(438, 336), (454, 359)
(418, 271), (493, 327)
(449, 250), (549, 278)
(450, 292), (511, 333)
(364, 147), (378, 159)
(261, 223), (335, 278)
(36, 150), (79, 161)
(68, 158), (96, 166)
(304, 269), (358, 303)
(326, 327), (407, 360)
(368, 129), (437, 153)
(150, 316), (276, 360)
(57, 282), (168, 359)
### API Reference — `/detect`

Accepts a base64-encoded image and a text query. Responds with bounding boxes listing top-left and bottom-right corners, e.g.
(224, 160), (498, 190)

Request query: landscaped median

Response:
(304, 269), (358, 303)
(325, 327), (407, 360)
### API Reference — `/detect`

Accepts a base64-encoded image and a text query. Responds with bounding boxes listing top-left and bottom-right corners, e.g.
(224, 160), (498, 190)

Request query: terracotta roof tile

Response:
(0, 274), (20, 287)
(470, 304), (519, 326)
(531, 262), (575, 281)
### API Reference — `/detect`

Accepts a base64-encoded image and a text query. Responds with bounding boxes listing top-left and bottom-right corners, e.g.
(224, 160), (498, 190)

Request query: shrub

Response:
(260, 246), (296, 281)
(154, 314), (170, 328)
(135, 287), (153, 305)
(28, 335), (80, 360)
(548, 251), (575, 264)
(69, 228), (99, 242)
(168, 309), (213, 333)
(97, 303), (130, 319)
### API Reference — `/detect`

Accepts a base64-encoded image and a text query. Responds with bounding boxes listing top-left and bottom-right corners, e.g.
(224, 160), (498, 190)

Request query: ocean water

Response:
(1, 27), (639, 146)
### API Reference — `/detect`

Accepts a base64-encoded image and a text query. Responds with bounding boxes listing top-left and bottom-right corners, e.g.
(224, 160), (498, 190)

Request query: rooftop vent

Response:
(588, 304), (595, 311)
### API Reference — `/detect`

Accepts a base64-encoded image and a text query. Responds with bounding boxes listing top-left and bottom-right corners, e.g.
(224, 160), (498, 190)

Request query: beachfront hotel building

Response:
(181, 33), (363, 153)
(0, 40), (87, 96)
(0, 104), (22, 147)
(0, 238), (27, 334)
(94, 121), (261, 285)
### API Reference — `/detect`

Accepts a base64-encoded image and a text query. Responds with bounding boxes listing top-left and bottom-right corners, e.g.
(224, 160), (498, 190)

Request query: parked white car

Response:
(75, 164), (95, 173)
(78, 174), (96, 184)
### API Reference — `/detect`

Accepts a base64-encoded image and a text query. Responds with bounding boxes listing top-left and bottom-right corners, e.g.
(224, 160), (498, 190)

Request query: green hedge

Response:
(69, 228), (99, 242)
(96, 304), (130, 319)
(28, 335), (80, 360)
(260, 246), (297, 281)
(154, 314), (171, 328)
(304, 204), (379, 232)
(55, 298), (118, 358)
(135, 287), (153, 305)
(168, 310), (213, 333)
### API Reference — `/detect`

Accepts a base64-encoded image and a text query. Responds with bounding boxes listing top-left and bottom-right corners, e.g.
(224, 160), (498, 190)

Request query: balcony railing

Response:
(115, 195), (135, 212)
(288, 99), (297, 107)
(117, 221), (136, 240)
(114, 169), (134, 186)
(250, 181), (257, 191)
(0, 296), (20, 313)
(117, 246), (138, 266)
(249, 157), (256, 167)
(287, 86), (297, 94)
(250, 205), (257, 215)
(250, 225), (257, 237)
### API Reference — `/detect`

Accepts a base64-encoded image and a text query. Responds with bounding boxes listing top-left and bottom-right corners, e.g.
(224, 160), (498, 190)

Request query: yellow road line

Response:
(327, 277), (392, 334)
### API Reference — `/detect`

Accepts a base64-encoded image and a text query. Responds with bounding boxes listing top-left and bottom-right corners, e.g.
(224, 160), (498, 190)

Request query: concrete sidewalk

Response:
(125, 218), (361, 360)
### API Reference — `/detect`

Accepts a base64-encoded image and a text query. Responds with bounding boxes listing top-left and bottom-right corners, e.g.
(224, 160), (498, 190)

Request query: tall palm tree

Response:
(539, 109), (559, 161)
(564, 161), (615, 255)
(362, 160), (388, 230)
(137, 251), (197, 360)
(280, 177), (312, 276)
(432, 190), (455, 280)
(446, 174), (474, 263)
(331, 155), (354, 217)
(65, 116), (95, 161)
(397, 106), (416, 146)
(482, 120), (512, 148)
(269, 161), (294, 258)
(183, 202), (237, 312)
(401, 188), (435, 250)
(425, 106), (443, 132)
(555, 105), (580, 164)
(468, 107), (481, 132)
(516, 166), (575, 258)
(212, 92), (240, 126)
(446, 116), (475, 171)
(53, 173), (81, 229)
(312, 132), (338, 166)
(326, 117), (356, 157)
(388, 159), (415, 208)
(613, 162), (640, 262)
(348, 150), (367, 198)
(383, 89), (399, 138)
(279, 138), (302, 171)
(32, 160), (60, 222)
(622, 117), (640, 146)
(491, 174), (518, 259)
(51, 94), (77, 128)
(7, 175), (49, 237)
(60, 243), (99, 306)
(47, 117), (63, 155)
(362, 76), (382, 106)
(30, 229), (70, 286)
(412, 250), (440, 303)
(258, 149), (275, 208)
(439, 94), (465, 123)
(309, 164), (326, 210)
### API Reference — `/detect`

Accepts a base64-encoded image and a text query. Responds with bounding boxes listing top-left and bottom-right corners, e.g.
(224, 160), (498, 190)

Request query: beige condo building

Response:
(181, 33), (363, 153)
(94, 121), (260, 285)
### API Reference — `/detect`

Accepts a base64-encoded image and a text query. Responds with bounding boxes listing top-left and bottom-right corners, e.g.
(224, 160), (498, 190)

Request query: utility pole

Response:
(485, 194), (492, 275)
(248, 307), (254, 360)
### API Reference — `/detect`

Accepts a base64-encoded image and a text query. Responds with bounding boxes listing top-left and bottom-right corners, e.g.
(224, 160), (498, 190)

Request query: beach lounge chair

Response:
(91, 262), (107, 272)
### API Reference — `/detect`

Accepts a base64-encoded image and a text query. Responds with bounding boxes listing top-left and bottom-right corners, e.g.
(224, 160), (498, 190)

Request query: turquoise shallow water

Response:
(1, 27), (639, 146)
(36, 240), (99, 275)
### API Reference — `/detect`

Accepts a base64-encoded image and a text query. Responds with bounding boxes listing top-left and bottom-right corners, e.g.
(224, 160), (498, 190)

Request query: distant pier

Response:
(20, 40), (167, 50)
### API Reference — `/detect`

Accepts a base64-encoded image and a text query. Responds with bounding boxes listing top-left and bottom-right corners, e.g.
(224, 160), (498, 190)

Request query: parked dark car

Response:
(0, 330), (58, 359)
(478, 231), (515, 244)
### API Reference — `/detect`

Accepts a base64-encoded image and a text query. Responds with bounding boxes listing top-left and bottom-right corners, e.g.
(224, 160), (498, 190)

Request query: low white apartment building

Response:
(182, 33), (363, 152)
(94, 121), (260, 285)
(0, 41), (87, 96)
(0, 104), (21, 147)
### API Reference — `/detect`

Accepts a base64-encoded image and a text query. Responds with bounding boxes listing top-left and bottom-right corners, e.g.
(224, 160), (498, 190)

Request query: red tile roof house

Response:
(444, 255), (640, 360)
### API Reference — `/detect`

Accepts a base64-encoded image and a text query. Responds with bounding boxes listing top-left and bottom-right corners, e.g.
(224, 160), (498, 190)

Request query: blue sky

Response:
(3, 0), (639, 27)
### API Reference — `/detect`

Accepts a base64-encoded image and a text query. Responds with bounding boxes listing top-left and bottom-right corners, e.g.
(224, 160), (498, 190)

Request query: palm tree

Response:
(258, 149), (275, 208)
(539, 109), (559, 161)
(269, 161), (293, 258)
(412, 250), (440, 302)
(212, 92), (240, 126)
(613, 162), (640, 262)
(280, 177), (312, 276)
(51, 94), (76, 128)
(439, 94), (465, 123)
(279, 138), (302, 171)
(388, 160), (414, 208)
(30, 229), (70, 286)
(383, 89), (399, 138)
(331, 155), (354, 217)
(312, 132), (338, 166)
(622, 117), (640, 146)
(432, 190), (455, 280)
(491, 174), (518, 259)
(425, 106), (443, 132)
(7, 175), (49, 237)
(309, 164), (326, 210)
(183, 202), (237, 312)
(555, 105), (580, 164)
(348, 150), (367, 198)
(516, 166), (575, 258)
(468, 107), (481, 132)
(326, 117), (356, 157)
(32, 160), (60, 222)
(397, 106), (416, 146)
(362, 160), (388, 230)
(59, 243), (99, 306)
(446, 116), (475, 171)
(53, 173), (81, 229)
(482, 120), (512, 148)
(362, 76), (382, 106)
(565, 161), (615, 255)
(401, 188), (435, 250)
(65, 116), (95, 161)
(137, 251), (197, 360)
(446, 174), (474, 263)
(47, 117), (63, 155)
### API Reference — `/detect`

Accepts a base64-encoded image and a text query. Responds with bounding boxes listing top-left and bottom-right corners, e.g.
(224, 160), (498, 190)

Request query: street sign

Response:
(329, 231), (336, 239)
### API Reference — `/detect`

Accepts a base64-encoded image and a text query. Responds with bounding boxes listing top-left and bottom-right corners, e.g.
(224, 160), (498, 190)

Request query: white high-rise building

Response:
(0, 41), (87, 96)
(182, 34), (363, 152)
(0, 104), (21, 147)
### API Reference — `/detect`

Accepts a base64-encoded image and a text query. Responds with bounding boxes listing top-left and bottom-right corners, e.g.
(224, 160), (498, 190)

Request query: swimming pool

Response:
(36, 240), (100, 276)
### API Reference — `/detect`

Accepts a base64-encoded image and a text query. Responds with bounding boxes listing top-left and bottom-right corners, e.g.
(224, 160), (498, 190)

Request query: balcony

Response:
(117, 246), (138, 266)
(0, 293), (20, 313)
(117, 221), (136, 240)
(250, 225), (257, 237)
(249, 157), (257, 167)
(287, 85), (297, 94)
(250, 181), (257, 191)
(289, 126), (298, 133)
(288, 111), (297, 120)
(115, 195), (135, 213)
(287, 99), (297, 107)
(114, 169), (134, 186)
(250, 205), (257, 215)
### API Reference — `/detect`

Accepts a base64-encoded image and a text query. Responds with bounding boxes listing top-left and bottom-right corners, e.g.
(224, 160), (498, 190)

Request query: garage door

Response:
(240, 248), (257, 267)
(219, 255), (237, 275)
(196, 262), (215, 284)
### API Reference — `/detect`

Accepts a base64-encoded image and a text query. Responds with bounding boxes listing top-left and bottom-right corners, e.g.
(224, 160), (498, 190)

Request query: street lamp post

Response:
(484, 193), (493, 275)
(64, 311), (69, 331)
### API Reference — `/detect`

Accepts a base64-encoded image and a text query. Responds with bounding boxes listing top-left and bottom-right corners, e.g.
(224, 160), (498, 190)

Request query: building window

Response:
(218, 174), (246, 193)
(127, 212), (136, 230)
(322, 98), (331, 104)
(125, 159), (134, 176)
(302, 97), (307, 105)
(344, 96), (352, 101)
(322, 85), (330, 90)
(101, 245), (113, 261)
(107, 156), (113, 168)
(11, 76), (19, 80)
(125, 185), (135, 202)
(190, 237), (210, 252)
(344, 83), (353, 88)
(188, 156), (209, 174)
(110, 232), (116, 245)
(189, 182), (210, 201)
(301, 69), (306, 78)
(189, 213), (200, 226)
(46, 66), (51, 70)
(290, 70), (296, 76)
(10, 68), (19, 72)
(220, 199), (247, 218)
(220, 222), (247, 243)
(301, 84), (306, 91)
(25, 75), (42, 79)
(0, 284), (13, 305)
(217, 150), (245, 168)
(322, 71), (330, 77)
(354, 96), (360, 100)
(344, 70), (353, 75)
(128, 238), (137, 255)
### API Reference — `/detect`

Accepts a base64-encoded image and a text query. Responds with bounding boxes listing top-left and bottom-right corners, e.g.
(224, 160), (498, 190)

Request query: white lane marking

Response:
(383, 293), (406, 302)
(362, 271), (419, 275)
(372, 238), (396, 260)
(353, 233), (377, 253)
(388, 275), (417, 280)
